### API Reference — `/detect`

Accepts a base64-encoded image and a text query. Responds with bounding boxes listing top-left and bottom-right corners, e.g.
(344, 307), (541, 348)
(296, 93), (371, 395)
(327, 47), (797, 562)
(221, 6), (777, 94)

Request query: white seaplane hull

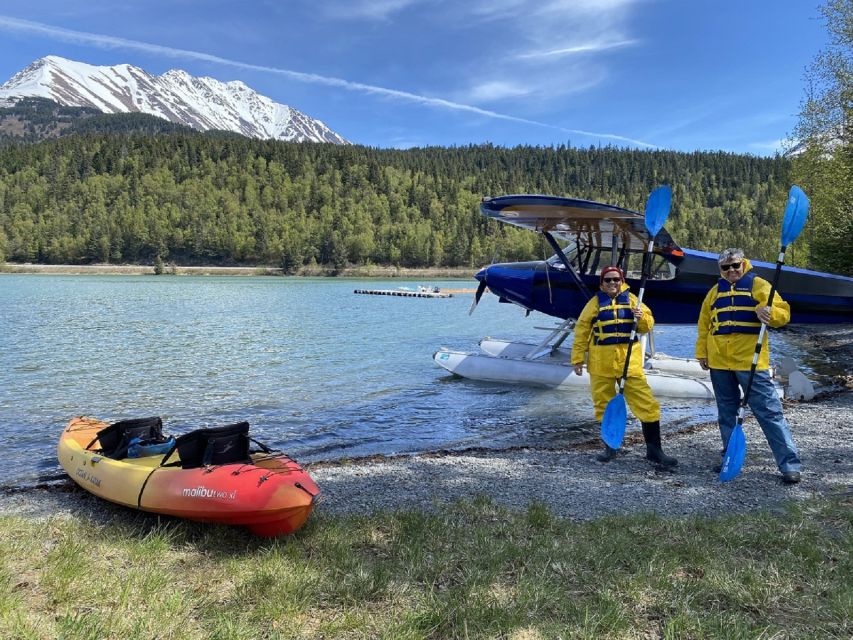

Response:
(433, 348), (715, 398)
(434, 339), (783, 400)
(477, 338), (710, 378)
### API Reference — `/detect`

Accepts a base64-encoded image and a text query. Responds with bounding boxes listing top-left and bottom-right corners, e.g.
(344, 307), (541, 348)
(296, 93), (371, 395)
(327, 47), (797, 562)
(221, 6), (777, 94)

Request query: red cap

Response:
(600, 266), (624, 285)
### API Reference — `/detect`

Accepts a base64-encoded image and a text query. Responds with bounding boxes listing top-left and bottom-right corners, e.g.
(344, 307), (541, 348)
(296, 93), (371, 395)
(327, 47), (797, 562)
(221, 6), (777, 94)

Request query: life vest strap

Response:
(594, 334), (638, 345)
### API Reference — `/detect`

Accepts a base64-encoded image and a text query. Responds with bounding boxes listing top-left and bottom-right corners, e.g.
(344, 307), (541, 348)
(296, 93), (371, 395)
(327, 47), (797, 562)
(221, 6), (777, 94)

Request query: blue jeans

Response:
(710, 369), (801, 473)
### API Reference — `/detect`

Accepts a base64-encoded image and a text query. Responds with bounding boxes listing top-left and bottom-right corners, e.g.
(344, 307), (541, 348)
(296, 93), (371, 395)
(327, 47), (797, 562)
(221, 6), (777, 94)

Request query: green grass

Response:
(0, 496), (850, 639)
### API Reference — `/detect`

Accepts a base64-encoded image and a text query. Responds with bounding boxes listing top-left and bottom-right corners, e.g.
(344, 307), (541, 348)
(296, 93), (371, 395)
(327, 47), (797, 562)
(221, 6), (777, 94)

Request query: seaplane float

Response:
(434, 192), (853, 400)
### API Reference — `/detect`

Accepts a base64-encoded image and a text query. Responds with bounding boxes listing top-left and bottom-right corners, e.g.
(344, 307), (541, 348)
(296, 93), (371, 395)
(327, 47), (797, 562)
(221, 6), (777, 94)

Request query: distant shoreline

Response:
(0, 262), (477, 279)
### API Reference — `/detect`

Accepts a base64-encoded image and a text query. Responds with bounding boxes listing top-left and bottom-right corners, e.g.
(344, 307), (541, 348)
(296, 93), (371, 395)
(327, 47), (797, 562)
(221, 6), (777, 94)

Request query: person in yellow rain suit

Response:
(696, 248), (801, 484)
(571, 266), (677, 466)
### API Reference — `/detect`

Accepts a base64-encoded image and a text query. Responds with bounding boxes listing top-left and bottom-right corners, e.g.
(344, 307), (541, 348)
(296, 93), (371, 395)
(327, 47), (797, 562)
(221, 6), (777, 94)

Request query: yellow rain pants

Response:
(589, 374), (661, 423)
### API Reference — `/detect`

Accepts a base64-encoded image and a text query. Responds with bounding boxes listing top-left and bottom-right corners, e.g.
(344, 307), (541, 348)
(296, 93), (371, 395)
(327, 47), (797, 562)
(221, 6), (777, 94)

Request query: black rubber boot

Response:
(596, 445), (620, 462)
(642, 421), (678, 467)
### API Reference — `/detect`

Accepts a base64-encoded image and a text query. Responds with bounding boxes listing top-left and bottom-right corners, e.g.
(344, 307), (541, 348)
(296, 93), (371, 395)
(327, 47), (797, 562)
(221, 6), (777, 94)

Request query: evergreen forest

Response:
(0, 133), (806, 271)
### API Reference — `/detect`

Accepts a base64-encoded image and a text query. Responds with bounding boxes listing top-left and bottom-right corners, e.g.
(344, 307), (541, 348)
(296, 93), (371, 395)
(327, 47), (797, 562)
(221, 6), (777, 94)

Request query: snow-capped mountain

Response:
(0, 56), (348, 144)
(784, 129), (843, 159)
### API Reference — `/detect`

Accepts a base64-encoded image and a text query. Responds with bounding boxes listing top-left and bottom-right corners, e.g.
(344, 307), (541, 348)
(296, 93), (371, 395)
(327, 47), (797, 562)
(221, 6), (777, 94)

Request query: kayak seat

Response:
(171, 421), (252, 469)
(91, 417), (165, 460)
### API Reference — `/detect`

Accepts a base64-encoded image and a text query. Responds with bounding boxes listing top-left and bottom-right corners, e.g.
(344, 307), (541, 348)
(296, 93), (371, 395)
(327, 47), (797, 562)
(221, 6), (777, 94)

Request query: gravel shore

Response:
(3, 390), (850, 526)
(310, 390), (852, 520)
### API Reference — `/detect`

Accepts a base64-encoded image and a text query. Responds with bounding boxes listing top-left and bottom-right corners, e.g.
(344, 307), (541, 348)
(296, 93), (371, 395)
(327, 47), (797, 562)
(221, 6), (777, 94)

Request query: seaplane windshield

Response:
(608, 252), (677, 281)
(547, 242), (676, 280)
(545, 241), (578, 270)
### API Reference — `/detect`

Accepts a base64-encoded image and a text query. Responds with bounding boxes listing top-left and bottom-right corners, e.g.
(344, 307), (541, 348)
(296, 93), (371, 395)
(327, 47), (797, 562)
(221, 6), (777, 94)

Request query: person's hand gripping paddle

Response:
(719, 185), (810, 482)
(600, 185), (672, 450)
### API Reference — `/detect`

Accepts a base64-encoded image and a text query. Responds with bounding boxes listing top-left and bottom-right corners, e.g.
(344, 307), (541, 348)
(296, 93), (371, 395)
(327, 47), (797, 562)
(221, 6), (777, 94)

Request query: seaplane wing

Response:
(480, 194), (683, 255)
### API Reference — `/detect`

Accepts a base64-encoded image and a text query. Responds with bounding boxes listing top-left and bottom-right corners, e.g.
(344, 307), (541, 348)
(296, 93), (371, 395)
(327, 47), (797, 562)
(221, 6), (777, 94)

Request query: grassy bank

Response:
(0, 262), (477, 278)
(1, 496), (850, 639)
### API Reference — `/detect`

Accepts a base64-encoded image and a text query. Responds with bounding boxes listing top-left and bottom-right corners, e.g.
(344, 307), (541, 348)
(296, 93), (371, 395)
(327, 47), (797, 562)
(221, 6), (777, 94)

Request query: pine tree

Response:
(789, 0), (853, 275)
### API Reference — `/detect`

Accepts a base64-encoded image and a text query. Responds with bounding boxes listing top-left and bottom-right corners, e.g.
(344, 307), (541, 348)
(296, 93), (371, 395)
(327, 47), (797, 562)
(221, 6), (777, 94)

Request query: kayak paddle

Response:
(719, 185), (810, 482)
(600, 185), (672, 449)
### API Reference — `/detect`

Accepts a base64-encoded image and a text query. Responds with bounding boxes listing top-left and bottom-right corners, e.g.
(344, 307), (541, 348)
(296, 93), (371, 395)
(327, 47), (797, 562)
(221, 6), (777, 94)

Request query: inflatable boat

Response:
(58, 416), (320, 537)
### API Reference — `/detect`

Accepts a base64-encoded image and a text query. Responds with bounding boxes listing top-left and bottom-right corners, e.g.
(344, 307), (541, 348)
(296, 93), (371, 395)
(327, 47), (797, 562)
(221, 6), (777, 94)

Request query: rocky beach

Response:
(3, 388), (850, 527)
(311, 389), (852, 520)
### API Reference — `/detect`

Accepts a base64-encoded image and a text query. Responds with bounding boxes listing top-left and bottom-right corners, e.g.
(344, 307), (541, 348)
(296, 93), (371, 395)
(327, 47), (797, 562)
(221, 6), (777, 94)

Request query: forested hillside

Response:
(0, 97), (198, 143)
(0, 133), (799, 270)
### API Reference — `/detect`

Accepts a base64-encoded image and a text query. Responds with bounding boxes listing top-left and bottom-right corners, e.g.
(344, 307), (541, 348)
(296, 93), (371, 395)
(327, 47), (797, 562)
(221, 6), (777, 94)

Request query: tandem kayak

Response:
(58, 416), (320, 537)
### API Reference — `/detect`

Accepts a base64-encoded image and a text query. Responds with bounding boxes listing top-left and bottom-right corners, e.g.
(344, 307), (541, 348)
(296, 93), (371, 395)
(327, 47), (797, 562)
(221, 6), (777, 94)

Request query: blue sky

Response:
(0, 1), (828, 154)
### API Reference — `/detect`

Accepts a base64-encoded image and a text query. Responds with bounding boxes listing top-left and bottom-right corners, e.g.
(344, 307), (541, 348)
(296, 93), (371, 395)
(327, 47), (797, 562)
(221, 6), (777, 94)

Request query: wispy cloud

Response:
(281, 1), (651, 142)
(642, 104), (725, 140)
(456, 67), (605, 107)
(0, 14), (657, 148)
(748, 139), (785, 154)
(320, 0), (428, 21)
(516, 38), (636, 60)
(462, 0), (637, 23)
(465, 81), (534, 102)
(444, 0), (643, 110)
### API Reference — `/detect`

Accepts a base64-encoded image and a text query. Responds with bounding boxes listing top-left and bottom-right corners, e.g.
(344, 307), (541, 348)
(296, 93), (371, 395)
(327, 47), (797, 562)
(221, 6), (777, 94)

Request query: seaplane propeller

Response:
(468, 279), (488, 315)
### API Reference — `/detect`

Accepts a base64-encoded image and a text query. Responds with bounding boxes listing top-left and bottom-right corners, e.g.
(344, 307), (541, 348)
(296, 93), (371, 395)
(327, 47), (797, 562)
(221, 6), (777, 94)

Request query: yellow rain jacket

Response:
(571, 284), (653, 378)
(695, 258), (790, 371)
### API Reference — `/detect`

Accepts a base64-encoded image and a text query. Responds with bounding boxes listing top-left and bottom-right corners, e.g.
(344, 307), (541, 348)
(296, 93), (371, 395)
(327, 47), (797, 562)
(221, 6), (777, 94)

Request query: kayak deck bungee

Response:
(58, 416), (320, 537)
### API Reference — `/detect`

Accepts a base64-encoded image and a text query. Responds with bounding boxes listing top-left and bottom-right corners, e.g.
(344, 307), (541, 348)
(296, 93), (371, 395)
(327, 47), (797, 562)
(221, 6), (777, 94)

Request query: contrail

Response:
(516, 39), (637, 60)
(0, 15), (657, 148)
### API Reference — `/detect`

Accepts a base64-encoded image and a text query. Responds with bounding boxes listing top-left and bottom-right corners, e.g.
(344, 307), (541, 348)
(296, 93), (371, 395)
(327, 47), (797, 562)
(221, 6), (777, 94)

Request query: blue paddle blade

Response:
(719, 424), (747, 482)
(600, 394), (627, 449)
(644, 185), (672, 237)
(781, 185), (810, 247)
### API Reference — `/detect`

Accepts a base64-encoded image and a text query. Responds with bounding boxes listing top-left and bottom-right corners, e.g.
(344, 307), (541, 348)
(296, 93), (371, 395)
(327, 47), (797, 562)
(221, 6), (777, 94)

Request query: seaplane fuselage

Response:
(475, 195), (853, 325)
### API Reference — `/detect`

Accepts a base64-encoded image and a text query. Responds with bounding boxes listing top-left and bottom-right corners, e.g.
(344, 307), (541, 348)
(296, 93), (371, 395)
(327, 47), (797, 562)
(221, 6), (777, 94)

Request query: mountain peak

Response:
(0, 56), (348, 144)
(41, 54), (73, 66)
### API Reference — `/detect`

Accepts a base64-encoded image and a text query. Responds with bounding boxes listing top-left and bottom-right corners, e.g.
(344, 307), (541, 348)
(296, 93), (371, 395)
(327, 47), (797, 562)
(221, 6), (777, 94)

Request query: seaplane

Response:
(433, 190), (853, 400)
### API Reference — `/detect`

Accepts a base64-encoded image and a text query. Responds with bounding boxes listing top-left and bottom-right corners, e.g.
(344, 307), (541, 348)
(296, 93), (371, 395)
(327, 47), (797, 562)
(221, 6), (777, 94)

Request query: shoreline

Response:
(3, 388), (850, 525)
(308, 389), (852, 520)
(0, 262), (478, 278)
(2, 284), (849, 527)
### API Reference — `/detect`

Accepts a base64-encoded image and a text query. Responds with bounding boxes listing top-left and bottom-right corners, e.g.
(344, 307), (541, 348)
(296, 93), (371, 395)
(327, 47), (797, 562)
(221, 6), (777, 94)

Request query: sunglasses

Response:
(602, 277), (622, 283)
(719, 262), (742, 271)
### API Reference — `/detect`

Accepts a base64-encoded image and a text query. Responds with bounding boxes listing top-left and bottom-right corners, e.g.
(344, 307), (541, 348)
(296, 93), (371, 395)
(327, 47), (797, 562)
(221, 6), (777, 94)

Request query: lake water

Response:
(0, 274), (840, 488)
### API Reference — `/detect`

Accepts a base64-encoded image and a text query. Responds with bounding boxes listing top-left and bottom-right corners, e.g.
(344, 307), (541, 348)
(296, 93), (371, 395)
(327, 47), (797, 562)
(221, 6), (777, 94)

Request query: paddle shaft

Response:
(737, 245), (788, 416)
(615, 238), (654, 392)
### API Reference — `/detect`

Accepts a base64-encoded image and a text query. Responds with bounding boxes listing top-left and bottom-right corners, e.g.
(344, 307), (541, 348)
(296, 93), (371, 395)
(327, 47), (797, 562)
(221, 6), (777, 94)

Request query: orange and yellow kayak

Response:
(58, 416), (320, 537)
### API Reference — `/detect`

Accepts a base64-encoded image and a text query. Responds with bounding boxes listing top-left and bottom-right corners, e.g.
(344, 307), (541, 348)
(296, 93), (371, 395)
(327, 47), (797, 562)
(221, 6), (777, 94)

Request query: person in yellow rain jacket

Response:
(571, 266), (677, 466)
(696, 248), (801, 484)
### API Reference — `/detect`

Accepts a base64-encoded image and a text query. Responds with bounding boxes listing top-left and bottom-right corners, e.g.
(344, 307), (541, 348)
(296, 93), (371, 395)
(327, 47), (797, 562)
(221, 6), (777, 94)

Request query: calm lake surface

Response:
(0, 274), (840, 488)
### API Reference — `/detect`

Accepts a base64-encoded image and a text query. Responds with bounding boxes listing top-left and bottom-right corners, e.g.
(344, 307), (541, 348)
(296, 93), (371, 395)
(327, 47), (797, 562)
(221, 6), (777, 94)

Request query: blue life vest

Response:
(592, 291), (637, 345)
(711, 272), (761, 335)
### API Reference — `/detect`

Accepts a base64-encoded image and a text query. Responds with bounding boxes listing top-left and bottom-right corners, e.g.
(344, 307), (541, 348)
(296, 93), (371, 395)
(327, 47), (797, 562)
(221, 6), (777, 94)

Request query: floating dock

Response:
(354, 288), (453, 298)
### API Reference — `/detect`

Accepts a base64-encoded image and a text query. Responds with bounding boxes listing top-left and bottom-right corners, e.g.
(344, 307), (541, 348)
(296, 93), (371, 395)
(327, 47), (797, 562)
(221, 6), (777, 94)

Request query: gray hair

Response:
(718, 247), (745, 264)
